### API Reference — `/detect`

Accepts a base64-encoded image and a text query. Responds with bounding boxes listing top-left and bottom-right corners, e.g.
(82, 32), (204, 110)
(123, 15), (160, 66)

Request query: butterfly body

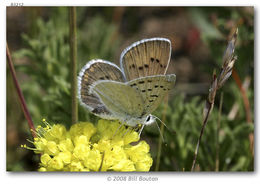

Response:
(78, 38), (176, 128)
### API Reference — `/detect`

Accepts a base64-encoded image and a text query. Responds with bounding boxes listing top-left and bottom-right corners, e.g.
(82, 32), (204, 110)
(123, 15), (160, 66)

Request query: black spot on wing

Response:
(151, 57), (161, 64)
(138, 66), (144, 70)
(130, 83), (137, 87)
(92, 106), (110, 115)
(129, 64), (136, 69)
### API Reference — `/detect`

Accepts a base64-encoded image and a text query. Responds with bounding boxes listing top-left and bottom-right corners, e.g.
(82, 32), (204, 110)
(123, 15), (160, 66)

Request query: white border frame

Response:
(2, 2), (259, 186)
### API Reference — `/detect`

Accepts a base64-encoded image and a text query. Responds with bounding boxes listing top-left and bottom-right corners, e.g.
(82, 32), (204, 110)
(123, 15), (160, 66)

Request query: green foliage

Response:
(13, 8), (120, 127)
(196, 7), (254, 80)
(78, 16), (121, 63)
(147, 93), (254, 171)
(13, 18), (71, 125)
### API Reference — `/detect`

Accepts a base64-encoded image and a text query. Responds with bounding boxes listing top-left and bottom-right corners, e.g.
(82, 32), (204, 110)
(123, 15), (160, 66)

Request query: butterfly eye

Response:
(146, 115), (151, 122)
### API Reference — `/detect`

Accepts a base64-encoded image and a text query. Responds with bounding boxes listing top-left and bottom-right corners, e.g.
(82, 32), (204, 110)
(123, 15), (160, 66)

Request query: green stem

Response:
(216, 92), (223, 171)
(191, 101), (213, 171)
(69, 7), (78, 125)
(6, 43), (36, 138)
(191, 72), (217, 171)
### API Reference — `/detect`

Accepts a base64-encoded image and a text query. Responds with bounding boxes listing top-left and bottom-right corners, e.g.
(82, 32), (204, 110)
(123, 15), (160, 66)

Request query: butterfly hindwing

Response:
(78, 59), (126, 118)
(89, 80), (145, 119)
(120, 38), (172, 81)
(127, 74), (176, 115)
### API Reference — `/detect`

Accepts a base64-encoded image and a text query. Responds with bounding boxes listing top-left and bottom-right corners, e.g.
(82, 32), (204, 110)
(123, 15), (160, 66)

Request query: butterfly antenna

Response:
(155, 120), (165, 142)
(153, 115), (176, 135)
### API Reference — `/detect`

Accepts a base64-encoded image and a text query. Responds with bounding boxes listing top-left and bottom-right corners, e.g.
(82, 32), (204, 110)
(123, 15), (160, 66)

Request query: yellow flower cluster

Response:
(23, 119), (153, 172)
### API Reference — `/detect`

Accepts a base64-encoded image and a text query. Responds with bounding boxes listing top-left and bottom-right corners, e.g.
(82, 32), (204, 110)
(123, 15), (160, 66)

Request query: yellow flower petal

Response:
(45, 141), (59, 155)
(27, 120), (153, 172)
(58, 151), (72, 165)
(40, 153), (51, 166)
(83, 149), (101, 171)
(48, 156), (64, 170)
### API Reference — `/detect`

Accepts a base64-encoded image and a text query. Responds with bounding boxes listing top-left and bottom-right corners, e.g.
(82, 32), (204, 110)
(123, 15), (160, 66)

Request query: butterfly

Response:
(78, 38), (176, 132)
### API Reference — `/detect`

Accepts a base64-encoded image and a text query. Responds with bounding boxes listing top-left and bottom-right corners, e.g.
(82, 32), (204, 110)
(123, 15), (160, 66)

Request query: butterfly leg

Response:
(122, 127), (129, 137)
(112, 121), (125, 138)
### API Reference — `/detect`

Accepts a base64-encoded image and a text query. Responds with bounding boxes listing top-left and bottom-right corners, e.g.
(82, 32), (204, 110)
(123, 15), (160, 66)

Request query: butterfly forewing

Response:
(78, 59), (125, 117)
(127, 74), (176, 115)
(90, 80), (145, 118)
(120, 38), (171, 81)
(78, 38), (176, 127)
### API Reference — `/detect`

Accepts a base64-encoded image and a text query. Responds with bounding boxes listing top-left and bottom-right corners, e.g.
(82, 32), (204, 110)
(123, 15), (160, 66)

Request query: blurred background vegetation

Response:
(6, 7), (254, 171)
